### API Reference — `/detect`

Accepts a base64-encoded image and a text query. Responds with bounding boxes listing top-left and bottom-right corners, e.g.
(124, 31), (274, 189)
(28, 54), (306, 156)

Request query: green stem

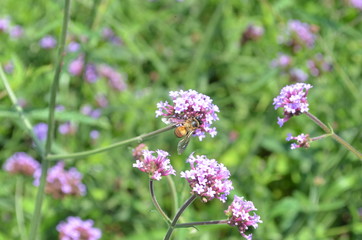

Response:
(175, 219), (228, 228)
(0, 67), (44, 156)
(47, 125), (175, 160)
(149, 180), (172, 224)
(164, 194), (198, 240)
(305, 112), (362, 160)
(166, 175), (178, 218)
(29, 1), (71, 239)
(15, 176), (27, 240)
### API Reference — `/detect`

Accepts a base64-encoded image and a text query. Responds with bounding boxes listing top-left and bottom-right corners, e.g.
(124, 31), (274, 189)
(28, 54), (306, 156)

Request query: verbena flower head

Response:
(241, 24), (264, 44)
(156, 89), (220, 140)
(58, 122), (77, 135)
(225, 195), (262, 240)
(273, 83), (312, 127)
(57, 216), (101, 240)
(0, 17), (10, 32)
(33, 161), (86, 199)
(132, 143), (149, 161)
(307, 54), (333, 77)
(133, 149), (175, 181)
(33, 122), (48, 141)
(39, 35), (57, 49)
(286, 133), (310, 149)
(3, 152), (40, 176)
(180, 153), (233, 203)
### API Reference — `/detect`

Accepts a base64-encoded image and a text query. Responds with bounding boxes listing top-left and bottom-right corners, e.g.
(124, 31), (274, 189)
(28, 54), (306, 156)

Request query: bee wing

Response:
(177, 130), (194, 155)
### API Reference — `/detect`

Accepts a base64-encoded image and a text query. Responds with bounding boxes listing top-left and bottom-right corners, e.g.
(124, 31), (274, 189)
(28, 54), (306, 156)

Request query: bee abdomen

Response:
(174, 127), (187, 138)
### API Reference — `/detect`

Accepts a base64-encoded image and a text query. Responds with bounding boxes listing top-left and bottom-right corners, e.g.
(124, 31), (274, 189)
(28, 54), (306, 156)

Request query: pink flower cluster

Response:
(57, 216), (101, 240)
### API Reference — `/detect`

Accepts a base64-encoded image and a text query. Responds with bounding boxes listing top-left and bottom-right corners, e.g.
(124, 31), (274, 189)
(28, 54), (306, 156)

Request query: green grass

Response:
(0, 0), (362, 239)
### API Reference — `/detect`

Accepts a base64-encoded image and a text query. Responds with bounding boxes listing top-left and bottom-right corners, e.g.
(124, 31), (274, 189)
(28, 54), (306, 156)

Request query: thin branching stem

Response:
(29, 0), (71, 239)
(15, 176), (27, 240)
(305, 112), (362, 160)
(164, 194), (198, 240)
(149, 180), (172, 224)
(47, 125), (176, 160)
(175, 219), (228, 228)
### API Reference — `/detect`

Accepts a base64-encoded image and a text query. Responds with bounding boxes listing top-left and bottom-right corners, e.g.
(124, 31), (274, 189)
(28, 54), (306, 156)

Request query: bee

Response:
(174, 117), (202, 154)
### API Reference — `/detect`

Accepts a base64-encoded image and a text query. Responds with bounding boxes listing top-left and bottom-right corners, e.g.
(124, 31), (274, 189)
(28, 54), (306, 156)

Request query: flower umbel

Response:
(180, 153), (233, 203)
(33, 161), (86, 199)
(225, 195), (262, 240)
(3, 152), (40, 176)
(133, 149), (176, 180)
(56, 216), (102, 240)
(156, 89), (219, 140)
(273, 83), (312, 127)
(286, 133), (311, 149)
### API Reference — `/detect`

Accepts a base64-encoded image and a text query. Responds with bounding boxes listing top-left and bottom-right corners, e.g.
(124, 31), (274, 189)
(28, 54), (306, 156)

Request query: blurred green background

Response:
(1, 0), (362, 239)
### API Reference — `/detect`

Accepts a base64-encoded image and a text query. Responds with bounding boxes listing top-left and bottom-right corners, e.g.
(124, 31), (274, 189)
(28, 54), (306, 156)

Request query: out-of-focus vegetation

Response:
(0, 0), (361, 239)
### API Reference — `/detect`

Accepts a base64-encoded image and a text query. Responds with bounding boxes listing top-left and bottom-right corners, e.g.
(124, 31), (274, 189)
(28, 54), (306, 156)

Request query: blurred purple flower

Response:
(9, 25), (23, 39)
(286, 133), (310, 149)
(350, 0), (362, 9)
(67, 41), (81, 52)
(58, 122), (77, 135)
(3, 61), (14, 74)
(289, 68), (308, 82)
(273, 83), (312, 127)
(95, 94), (108, 108)
(281, 20), (316, 51)
(3, 152), (40, 176)
(90, 130), (100, 140)
(68, 56), (84, 76)
(133, 149), (175, 180)
(81, 105), (102, 119)
(57, 216), (101, 240)
(39, 35), (57, 49)
(85, 64), (99, 83)
(98, 64), (127, 91)
(33, 122), (48, 141)
(307, 54), (333, 77)
(271, 53), (292, 68)
(241, 24), (264, 44)
(102, 27), (122, 45)
(33, 161), (86, 199)
(55, 105), (65, 112)
(0, 17), (10, 32)
(180, 153), (233, 203)
(156, 89), (220, 140)
(225, 195), (262, 240)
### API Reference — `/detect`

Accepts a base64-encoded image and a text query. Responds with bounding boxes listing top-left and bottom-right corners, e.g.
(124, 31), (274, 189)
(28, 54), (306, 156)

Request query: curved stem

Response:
(149, 180), (172, 224)
(164, 194), (198, 240)
(175, 219), (228, 228)
(47, 125), (175, 160)
(29, 1), (71, 239)
(166, 175), (178, 218)
(15, 176), (27, 240)
(305, 112), (362, 160)
(0, 67), (44, 156)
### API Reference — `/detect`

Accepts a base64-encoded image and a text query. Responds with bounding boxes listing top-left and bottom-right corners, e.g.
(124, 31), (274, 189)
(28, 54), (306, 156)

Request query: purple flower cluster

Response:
(33, 161), (86, 199)
(286, 133), (310, 149)
(156, 89), (220, 140)
(39, 35), (57, 49)
(180, 153), (233, 203)
(273, 83), (312, 127)
(225, 195), (262, 240)
(0, 16), (24, 39)
(132, 143), (149, 160)
(3, 152), (40, 176)
(81, 104), (102, 119)
(101, 27), (122, 45)
(98, 64), (127, 91)
(57, 216), (101, 240)
(282, 20), (316, 51)
(33, 122), (48, 141)
(133, 149), (176, 181)
(350, 0), (362, 9)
